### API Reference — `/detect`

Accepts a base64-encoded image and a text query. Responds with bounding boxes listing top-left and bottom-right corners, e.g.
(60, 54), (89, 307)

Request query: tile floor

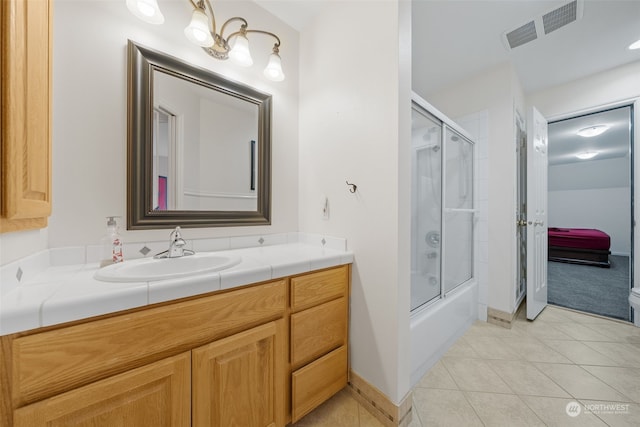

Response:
(292, 305), (640, 426)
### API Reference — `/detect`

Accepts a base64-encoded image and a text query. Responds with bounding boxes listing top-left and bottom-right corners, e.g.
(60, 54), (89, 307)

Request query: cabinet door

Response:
(14, 352), (191, 427)
(193, 320), (284, 427)
(0, 0), (52, 232)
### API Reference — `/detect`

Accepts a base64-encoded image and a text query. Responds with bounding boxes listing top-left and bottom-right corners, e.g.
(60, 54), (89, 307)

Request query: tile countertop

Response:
(0, 233), (353, 336)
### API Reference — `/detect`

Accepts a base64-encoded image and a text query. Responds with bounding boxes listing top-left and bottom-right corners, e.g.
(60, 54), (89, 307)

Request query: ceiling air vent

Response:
(501, 0), (584, 51)
(543, 0), (579, 35)
(505, 21), (537, 49)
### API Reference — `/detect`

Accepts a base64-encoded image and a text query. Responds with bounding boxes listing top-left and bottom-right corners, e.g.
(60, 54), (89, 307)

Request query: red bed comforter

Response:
(548, 227), (610, 251)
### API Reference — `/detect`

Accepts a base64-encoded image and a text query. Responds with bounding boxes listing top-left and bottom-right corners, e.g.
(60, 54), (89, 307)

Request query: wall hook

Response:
(346, 181), (357, 193)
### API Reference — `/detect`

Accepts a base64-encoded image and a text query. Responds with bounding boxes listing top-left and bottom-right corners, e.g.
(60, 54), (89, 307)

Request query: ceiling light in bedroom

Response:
(577, 125), (609, 138)
(575, 151), (598, 160)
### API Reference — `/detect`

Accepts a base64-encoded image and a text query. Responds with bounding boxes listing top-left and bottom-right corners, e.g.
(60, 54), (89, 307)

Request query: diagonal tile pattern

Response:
(292, 305), (640, 426)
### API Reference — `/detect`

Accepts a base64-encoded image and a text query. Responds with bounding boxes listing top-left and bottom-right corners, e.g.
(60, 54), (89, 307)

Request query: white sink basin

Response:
(94, 253), (241, 282)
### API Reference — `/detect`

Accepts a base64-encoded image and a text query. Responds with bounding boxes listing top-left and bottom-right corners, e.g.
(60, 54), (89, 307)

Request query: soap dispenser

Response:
(100, 216), (124, 267)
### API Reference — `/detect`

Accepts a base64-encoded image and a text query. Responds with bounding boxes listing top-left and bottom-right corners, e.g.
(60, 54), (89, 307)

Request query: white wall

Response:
(0, 0), (299, 263)
(425, 62), (520, 315)
(298, 0), (412, 404)
(548, 157), (630, 255)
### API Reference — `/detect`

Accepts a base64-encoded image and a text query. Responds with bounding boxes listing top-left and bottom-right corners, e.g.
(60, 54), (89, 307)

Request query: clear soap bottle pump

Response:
(100, 216), (124, 267)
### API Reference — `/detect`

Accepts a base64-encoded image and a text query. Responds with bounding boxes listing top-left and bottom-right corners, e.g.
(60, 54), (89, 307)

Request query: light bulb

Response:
(263, 52), (285, 82)
(184, 9), (214, 47)
(229, 34), (253, 67)
(575, 151), (598, 160)
(126, 0), (164, 24)
(576, 125), (609, 138)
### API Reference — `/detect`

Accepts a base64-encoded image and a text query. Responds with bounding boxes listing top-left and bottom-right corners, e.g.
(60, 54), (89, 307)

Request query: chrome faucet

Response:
(154, 226), (195, 259)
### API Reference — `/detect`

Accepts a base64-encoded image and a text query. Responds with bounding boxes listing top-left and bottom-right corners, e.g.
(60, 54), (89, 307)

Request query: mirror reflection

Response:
(127, 40), (272, 230)
(152, 70), (259, 212)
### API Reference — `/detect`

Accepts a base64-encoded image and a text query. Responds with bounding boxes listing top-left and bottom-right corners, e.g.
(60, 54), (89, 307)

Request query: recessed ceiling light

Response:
(577, 125), (609, 138)
(575, 151), (598, 160)
(629, 39), (640, 50)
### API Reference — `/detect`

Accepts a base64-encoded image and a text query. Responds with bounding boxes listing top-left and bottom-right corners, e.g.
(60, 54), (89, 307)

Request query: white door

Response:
(526, 107), (549, 320)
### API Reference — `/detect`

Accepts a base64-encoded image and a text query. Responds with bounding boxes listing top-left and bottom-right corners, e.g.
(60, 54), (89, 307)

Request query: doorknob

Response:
(517, 219), (527, 227)
(534, 220), (544, 226)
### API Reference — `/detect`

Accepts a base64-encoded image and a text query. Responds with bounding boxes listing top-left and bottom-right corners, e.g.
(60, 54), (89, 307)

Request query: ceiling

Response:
(411, 0), (640, 96)
(256, 0), (639, 165)
(256, 0), (640, 95)
(548, 106), (632, 166)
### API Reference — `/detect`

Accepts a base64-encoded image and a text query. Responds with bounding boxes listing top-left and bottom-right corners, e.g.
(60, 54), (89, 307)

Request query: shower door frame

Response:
(410, 94), (477, 313)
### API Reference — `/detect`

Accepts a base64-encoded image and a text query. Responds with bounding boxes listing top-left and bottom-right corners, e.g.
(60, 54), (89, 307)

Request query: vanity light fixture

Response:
(576, 125), (609, 138)
(127, 0), (285, 82)
(575, 151), (598, 160)
(126, 0), (164, 24)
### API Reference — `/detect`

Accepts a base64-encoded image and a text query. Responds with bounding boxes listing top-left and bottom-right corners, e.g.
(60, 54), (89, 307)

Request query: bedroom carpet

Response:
(547, 255), (630, 321)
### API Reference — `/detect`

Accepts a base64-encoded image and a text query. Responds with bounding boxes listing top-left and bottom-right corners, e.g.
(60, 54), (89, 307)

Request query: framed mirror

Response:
(127, 40), (271, 230)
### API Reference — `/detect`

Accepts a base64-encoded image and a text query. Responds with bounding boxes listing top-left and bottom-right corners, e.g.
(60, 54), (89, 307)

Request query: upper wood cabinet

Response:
(0, 0), (52, 233)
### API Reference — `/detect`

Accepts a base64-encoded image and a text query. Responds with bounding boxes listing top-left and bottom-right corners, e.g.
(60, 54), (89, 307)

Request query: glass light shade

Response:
(576, 125), (609, 138)
(629, 39), (640, 50)
(575, 151), (598, 160)
(263, 52), (285, 82)
(126, 0), (164, 24)
(229, 35), (253, 67)
(184, 9), (214, 47)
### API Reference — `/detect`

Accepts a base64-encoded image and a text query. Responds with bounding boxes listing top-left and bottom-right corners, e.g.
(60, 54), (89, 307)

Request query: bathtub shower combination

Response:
(411, 99), (475, 311)
(410, 94), (478, 385)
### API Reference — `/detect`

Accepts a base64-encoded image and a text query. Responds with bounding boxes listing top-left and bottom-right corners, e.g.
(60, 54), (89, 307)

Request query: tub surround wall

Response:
(409, 280), (477, 386)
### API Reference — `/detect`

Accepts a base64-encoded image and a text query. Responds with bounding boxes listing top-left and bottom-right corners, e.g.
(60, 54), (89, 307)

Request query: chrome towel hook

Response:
(346, 181), (357, 193)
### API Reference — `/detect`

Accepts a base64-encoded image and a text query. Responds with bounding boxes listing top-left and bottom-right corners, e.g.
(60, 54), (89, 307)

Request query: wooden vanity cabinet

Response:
(14, 352), (191, 427)
(3, 280), (287, 427)
(0, 0), (53, 233)
(0, 265), (351, 427)
(289, 265), (350, 423)
(192, 321), (284, 427)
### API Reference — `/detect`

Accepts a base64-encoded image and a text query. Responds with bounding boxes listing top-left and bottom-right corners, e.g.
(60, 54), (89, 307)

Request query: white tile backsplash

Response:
(192, 237), (231, 253)
(49, 246), (86, 266)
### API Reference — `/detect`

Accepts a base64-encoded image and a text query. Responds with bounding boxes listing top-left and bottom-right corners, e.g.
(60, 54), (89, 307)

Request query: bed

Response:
(548, 227), (611, 268)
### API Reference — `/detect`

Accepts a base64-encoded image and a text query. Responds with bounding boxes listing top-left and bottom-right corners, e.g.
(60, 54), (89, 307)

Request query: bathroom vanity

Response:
(0, 240), (351, 427)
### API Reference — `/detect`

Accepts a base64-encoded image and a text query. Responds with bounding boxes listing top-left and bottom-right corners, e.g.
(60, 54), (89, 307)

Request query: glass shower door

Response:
(411, 104), (442, 311)
(443, 127), (475, 294)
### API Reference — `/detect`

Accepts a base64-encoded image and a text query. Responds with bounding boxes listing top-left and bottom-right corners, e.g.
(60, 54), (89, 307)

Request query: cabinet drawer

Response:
(291, 265), (348, 312)
(291, 297), (347, 370)
(291, 346), (347, 423)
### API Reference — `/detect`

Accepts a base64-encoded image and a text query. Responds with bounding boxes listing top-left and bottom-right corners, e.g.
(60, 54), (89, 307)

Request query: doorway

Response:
(546, 105), (634, 321)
